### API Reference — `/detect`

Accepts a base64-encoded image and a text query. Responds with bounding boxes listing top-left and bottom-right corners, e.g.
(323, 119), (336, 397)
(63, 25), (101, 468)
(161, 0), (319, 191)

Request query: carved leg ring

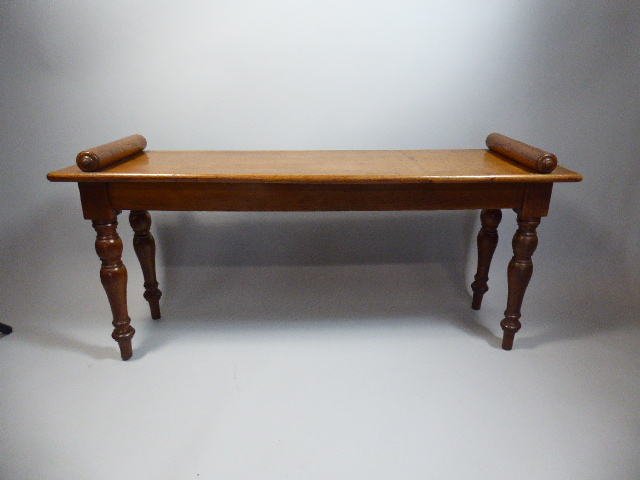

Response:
(471, 209), (502, 310)
(500, 212), (540, 350)
(129, 210), (162, 319)
(93, 218), (135, 360)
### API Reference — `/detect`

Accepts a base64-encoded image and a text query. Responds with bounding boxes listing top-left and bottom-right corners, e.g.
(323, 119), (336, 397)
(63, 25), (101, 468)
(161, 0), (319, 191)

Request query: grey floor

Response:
(2, 213), (639, 479)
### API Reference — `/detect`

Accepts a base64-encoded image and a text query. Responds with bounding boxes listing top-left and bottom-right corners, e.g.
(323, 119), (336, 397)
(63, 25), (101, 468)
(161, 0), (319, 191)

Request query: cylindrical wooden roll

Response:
(486, 133), (557, 174)
(76, 134), (147, 172)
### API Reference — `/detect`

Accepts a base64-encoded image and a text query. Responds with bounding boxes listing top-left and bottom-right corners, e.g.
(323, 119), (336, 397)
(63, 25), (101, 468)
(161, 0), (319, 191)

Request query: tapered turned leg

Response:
(500, 212), (541, 350)
(93, 217), (135, 360)
(129, 210), (162, 319)
(471, 209), (502, 310)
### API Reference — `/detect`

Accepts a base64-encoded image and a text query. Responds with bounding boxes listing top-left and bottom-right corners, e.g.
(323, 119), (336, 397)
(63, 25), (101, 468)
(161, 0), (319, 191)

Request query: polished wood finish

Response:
(48, 135), (582, 358)
(129, 210), (162, 319)
(471, 209), (502, 310)
(521, 182), (554, 217)
(92, 217), (134, 360)
(500, 212), (541, 350)
(108, 181), (527, 212)
(486, 133), (558, 173)
(77, 182), (115, 220)
(51, 149), (580, 184)
(76, 134), (147, 172)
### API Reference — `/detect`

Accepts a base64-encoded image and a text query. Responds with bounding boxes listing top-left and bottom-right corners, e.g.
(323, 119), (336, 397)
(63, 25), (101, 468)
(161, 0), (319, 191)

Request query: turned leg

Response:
(93, 217), (135, 360)
(471, 209), (502, 310)
(129, 210), (162, 319)
(500, 212), (541, 350)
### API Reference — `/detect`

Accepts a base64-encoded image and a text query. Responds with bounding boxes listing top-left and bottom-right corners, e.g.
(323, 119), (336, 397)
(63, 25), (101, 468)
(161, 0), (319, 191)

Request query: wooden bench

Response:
(47, 133), (582, 360)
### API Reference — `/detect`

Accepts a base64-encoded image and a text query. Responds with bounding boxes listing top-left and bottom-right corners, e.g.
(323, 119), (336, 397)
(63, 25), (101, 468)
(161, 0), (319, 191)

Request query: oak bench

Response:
(47, 133), (582, 360)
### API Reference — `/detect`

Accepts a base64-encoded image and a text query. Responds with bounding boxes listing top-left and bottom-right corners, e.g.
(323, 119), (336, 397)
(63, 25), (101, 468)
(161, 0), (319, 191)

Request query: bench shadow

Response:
(134, 262), (500, 359)
(16, 327), (117, 360)
(134, 210), (499, 357)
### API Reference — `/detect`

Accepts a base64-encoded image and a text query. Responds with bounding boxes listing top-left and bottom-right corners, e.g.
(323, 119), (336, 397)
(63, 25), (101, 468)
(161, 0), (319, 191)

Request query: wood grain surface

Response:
(48, 149), (582, 184)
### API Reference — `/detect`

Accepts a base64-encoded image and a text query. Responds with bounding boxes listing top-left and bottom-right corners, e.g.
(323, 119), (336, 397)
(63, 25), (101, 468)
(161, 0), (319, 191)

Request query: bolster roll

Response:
(76, 134), (147, 172)
(486, 133), (557, 174)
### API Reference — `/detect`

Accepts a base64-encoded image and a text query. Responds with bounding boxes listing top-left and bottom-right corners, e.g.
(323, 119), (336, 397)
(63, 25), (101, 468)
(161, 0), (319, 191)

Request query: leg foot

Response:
(93, 217), (135, 360)
(500, 317), (519, 350)
(129, 210), (162, 319)
(471, 209), (502, 310)
(500, 212), (540, 350)
(113, 331), (134, 360)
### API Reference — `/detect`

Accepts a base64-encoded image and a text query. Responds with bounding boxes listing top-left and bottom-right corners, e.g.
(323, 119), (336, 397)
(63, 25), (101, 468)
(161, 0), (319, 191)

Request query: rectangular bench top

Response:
(47, 149), (582, 184)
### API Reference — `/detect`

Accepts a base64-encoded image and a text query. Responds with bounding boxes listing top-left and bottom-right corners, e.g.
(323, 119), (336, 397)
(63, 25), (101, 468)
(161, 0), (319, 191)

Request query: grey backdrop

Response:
(1, 2), (638, 343)
(2, 2), (640, 478)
